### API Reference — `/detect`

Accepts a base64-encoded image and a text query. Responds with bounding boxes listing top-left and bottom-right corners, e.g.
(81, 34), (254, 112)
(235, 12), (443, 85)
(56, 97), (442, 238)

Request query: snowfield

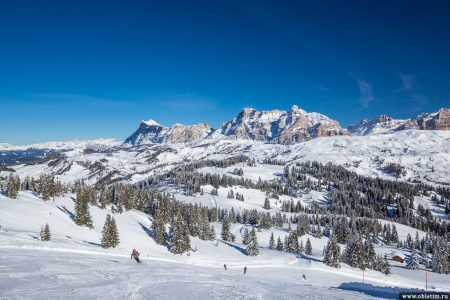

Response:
(1, 192), (449, 299)
(3, 130), (450, 186)
(1, 128), (449, 299)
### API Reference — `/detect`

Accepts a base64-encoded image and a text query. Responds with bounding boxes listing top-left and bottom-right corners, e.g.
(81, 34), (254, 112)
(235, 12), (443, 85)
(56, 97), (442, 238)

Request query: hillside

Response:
(1, 191), (448, 299)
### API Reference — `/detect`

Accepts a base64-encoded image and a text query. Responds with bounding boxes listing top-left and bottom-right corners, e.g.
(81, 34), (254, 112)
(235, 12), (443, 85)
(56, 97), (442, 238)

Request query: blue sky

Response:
(1, 0), (449, 145)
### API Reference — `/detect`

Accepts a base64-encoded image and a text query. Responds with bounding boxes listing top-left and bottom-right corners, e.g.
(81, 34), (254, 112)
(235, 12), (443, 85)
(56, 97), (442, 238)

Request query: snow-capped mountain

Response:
(348, 108), (450, 136)
(404, 107), (450, 131)
(124, 119), (213, 145)
(0, 139), (121, 151)
(211, 105), (348, 144)
(347, 115), (407, 136)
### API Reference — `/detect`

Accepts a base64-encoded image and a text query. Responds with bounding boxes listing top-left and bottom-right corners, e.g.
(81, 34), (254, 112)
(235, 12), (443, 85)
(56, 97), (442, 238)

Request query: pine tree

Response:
(414, 232), (420, 250)
(286, 231), (299, 253)
(323, 235), (341, 268)
(40, 223), (51, 241)
(305, 238), (313, 255)
(269, 232), (275, 250)
(335, 218), (351, 244)
(365, 240), (377, 269)
(152, 212), (167, 245)
(242, 228), (250, 245)
(169, 215), (190, 254)
(316, 225), (323, 239)
(391, 225), (399, 245)
(246, 228), (259, 256)
(7, 174), (20, 199)
(381, 254), (392, 276)
(221, 216), (232, 241)
(345, 235), (366, 270)
(264, 197), (271, 210)
(299, 240), (304, 254)
(101, 214), (120, 248)
(276, 236), (283, 251)
(101, 214), (111, 248)
(406, 247), (420, 270)
(431, 238), (449, 274)
(74, 187), (94, 229)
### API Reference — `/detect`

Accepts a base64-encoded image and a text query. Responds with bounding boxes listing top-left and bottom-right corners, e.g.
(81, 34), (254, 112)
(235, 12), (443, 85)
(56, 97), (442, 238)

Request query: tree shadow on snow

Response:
(28, 234), (39, 240)
(83, 241), (102, 247)
(138, 222), (154, 239)
(57, 205), (75, 221)
(221, 240), (247, 255)
(338, 282), (424, 299)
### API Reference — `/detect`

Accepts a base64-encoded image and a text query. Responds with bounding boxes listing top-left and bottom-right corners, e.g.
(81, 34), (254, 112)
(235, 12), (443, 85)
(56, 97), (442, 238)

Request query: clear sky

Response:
(1, 0), (449, 145)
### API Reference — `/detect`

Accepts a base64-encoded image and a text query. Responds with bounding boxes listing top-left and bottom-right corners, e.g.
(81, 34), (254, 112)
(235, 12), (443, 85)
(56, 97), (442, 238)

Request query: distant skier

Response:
(243, 266), (247, 274)
(224, 264), (227, 270)
(302, 274), (306, 280)
(131, 248), (141, 263)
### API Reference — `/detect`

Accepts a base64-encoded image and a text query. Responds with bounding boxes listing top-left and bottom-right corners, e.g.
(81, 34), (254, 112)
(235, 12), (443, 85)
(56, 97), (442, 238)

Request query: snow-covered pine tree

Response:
(381, 254), (392, 276)
(264, 197), (271, 210)
(229, 208), (237, 223)
(221, 216), (232, 241)
(40, 223), (51, 241)
(286, 231), (299, 253)
(242, 228), (250, 245)
(316, 225), (323, 239)
(299, 240), (304, 253)
(374, 254), (383, 272)
(406, 247), (420, 270)
(305, 238), (313, 255)
(152, 212), (167, 245)
(391, 225), (399, 245)
(101, 214), (120, 248)
(431, 238), (449, 274)
(108, 216), (120, 247)
(414, 232), (420, 250)
(246, 228), (259, 256)
(170, 215), (189, 254)
(74, 187), (94, 229)
(365, 240), (377, 269)
(335, 218), (351, 244)
(269, 232), (275, 250)
(209, 224), (216, 240)
(276, 236), (284, 251)
(7, 174), (20, 199)
(323, 235), (341, 268)
(345, 235), (365, 270)
(101, 214), (112, 248)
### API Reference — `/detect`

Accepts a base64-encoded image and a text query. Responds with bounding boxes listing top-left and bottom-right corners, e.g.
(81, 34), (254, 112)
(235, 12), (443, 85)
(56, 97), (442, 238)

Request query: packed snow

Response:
(1, 191), (449, 299)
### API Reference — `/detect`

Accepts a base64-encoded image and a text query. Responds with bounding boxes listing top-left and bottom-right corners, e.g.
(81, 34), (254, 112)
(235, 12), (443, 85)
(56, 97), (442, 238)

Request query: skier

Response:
(131, 248), (141, 263)
(302, 274), (306, 280)
(224, 264), (227, 270)
(243, 266), (247, 274)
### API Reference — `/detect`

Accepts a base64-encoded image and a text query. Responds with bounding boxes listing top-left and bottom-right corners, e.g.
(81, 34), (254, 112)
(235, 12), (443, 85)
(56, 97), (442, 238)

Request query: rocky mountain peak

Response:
(125, 121), (213, 145)
(213, 105), (347, 143)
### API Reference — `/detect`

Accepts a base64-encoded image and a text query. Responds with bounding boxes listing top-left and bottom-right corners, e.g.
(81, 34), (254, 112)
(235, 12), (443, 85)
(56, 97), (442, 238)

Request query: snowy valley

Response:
(0, 106), (449, 299)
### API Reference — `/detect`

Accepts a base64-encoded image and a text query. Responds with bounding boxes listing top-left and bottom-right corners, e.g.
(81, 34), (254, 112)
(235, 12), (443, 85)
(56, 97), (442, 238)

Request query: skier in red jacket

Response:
(131, 249), (140, 263)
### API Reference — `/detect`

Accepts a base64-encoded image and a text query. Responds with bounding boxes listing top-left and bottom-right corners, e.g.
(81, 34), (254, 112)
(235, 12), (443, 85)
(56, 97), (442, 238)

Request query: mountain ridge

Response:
(348, 107), (450, 136)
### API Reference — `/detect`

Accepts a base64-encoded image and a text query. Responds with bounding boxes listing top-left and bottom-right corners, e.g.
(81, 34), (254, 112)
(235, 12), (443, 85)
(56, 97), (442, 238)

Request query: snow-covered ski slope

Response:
(1, 191), (449, 299)
(4, 129), (450, 186)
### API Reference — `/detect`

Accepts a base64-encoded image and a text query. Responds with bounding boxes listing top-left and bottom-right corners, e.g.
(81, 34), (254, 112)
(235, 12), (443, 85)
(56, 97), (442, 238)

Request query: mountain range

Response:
(125, 106), (450, 146)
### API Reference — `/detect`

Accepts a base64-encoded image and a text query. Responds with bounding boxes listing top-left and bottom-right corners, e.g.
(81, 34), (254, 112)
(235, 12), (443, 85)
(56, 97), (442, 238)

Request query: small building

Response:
(391, 251), (405, 263)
